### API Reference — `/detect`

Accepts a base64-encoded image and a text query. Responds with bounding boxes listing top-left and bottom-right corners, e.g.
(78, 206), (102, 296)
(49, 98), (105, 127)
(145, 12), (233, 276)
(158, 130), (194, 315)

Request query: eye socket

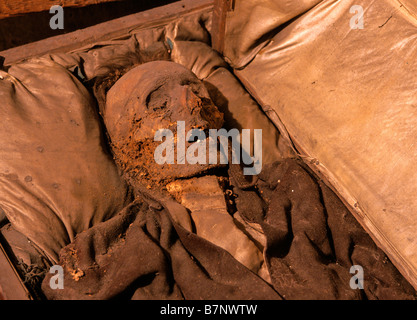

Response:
(145, 85), (169, 111)
(148, 97), (168, 112)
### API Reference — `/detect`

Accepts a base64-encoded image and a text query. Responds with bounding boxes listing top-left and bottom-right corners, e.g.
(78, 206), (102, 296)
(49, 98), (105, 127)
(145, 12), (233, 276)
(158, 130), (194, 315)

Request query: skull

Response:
(104, 61), (224, 189)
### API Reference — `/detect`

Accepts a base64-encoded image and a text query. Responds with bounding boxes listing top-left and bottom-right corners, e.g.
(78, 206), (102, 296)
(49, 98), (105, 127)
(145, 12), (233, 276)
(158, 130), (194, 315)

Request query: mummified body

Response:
(96, 59), (268, 279)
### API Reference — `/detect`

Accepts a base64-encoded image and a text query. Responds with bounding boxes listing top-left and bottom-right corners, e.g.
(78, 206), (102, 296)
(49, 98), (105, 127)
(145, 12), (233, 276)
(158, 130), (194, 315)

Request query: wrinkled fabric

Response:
(0, 58), (131, 264)
(231, 0), (417, 289)
(41, 196), (280, 300)
(222, 0), (322, 69)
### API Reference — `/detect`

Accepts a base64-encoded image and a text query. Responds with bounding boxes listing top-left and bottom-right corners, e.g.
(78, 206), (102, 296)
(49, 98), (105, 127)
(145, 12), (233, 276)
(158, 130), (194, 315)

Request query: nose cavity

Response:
(180, 85), (200, 112)
(179, 85), (208, 129)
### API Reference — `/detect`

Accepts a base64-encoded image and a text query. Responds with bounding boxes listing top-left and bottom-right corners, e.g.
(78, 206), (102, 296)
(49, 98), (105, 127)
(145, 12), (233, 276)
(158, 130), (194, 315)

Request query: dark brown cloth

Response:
(41, 159), (417, 300)
(231, 159), (417, 300)
(41, 195), (280, 300)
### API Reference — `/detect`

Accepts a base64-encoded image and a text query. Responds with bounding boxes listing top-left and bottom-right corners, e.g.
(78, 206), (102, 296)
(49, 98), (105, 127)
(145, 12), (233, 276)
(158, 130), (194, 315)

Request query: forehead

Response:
(107, 61), (203, 104)
(117, 61), (200, 89)
(104, 61), (211, 139)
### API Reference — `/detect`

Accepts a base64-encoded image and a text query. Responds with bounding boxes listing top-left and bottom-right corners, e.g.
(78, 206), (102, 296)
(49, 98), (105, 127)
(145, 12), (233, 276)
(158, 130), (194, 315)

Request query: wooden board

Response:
(0, 238), (32, 300)
(211, 0), (234, 54)
(0, 0), (214, 66)
(0, 0), (128, 19)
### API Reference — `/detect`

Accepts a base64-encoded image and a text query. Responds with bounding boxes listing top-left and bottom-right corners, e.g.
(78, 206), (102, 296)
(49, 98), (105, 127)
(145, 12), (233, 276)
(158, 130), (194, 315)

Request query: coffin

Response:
(0, 0), (417, 299)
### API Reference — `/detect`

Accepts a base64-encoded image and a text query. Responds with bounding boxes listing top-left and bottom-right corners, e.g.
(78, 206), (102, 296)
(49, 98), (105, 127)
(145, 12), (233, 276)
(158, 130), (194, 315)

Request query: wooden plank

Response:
(0, 237), (32, 300)
(0, 0), (214, 66)
(211, 0), (233, 55)
(0, 0), (126, 19)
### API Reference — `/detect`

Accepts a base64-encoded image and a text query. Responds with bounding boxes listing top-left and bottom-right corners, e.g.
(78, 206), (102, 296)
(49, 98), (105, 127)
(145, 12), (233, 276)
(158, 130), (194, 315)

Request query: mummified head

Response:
(103, 61), (224, 188)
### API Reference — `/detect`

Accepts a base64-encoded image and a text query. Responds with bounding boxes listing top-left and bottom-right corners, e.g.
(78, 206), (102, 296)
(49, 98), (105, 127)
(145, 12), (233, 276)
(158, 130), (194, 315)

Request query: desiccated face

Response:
(104, 61), (224, 188)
